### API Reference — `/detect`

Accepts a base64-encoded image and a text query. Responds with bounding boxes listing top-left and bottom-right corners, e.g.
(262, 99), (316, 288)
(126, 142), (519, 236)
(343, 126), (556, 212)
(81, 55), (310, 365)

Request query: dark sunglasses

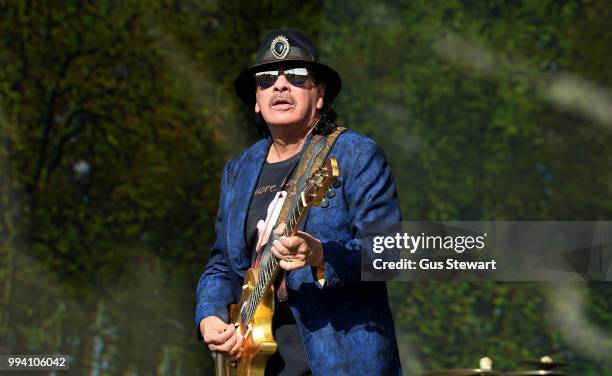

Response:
(254, 67), (310, 90)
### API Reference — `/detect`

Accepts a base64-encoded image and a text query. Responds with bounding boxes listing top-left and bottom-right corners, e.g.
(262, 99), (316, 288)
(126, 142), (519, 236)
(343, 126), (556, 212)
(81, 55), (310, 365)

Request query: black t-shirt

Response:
(245, 153), (312, 376)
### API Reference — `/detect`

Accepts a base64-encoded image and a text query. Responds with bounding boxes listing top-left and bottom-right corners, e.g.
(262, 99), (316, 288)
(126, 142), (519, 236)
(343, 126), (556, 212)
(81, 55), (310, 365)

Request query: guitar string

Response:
(239, 157), (301, 324)
(241, 200), (301, 324)
(243, 162), (334, 324)
(242, 195), (306, 324)
(241, 170), (327, 325)
(242, 190), (303, 323)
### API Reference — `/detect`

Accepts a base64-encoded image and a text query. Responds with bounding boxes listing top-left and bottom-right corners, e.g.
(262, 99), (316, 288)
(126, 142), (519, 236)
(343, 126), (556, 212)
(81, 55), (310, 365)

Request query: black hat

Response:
(234, 28), (342, 107)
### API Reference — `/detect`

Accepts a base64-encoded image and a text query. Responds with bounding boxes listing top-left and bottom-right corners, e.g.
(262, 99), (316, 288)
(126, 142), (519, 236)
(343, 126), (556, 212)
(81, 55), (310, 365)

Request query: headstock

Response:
(300, 157), (339, 207)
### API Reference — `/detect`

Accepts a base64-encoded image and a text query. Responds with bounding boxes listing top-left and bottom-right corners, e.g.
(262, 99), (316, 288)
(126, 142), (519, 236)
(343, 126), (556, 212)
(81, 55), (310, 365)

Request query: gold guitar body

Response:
(215, 267), (277, 376)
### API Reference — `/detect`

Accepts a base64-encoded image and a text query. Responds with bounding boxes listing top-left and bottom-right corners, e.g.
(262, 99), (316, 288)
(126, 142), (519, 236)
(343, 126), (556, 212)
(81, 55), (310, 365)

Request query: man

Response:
(195, 28), (402, 375)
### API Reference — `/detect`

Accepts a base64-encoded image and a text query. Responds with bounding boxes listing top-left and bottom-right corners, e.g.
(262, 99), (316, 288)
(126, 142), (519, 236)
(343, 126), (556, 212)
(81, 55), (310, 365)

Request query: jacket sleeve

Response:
(194, 161), (236, 339)
(314, 139), (401, 289)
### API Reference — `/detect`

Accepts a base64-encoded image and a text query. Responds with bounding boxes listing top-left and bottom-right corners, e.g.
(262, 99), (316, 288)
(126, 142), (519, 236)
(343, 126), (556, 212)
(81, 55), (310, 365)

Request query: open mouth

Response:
(270, 97), (295, 110)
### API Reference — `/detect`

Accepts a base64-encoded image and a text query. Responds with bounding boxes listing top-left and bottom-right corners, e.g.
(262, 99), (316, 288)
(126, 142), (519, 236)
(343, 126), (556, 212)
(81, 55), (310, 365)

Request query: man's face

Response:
(254, 64), (325, 129)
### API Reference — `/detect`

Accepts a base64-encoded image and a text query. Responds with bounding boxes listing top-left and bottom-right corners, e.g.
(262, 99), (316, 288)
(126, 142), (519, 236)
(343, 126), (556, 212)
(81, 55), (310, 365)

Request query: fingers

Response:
(297, 231), (324, 267)
(204, 323), (235, 345)
(200, 316), (228, 338)
(271, 244), (305, 261)
(270, 229), (323, 271)
(273, 224), (305, 249)
(228, 333), (244, 361)
(278, 234), (304, 250)
(204, 320), (242, 359)
(271, 242), (300, 270)
(271, 239), (295, 257)
(272, 237), (305, 258)
(212, 331), (238, 354)
(271, 233), (312, 271)
(295, 230), (316, 243)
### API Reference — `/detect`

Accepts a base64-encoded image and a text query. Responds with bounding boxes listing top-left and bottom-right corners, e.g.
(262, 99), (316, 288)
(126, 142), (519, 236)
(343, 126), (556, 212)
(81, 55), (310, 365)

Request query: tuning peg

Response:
(332, 179), (341, 188)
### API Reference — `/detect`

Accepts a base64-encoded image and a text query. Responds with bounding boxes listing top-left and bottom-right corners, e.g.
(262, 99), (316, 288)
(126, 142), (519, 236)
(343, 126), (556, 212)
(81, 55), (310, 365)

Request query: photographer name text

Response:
(371, 232), (497, 271)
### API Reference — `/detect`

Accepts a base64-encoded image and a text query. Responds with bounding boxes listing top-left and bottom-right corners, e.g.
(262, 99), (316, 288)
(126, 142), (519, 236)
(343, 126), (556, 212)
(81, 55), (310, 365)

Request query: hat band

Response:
(256, 46), (316, 65)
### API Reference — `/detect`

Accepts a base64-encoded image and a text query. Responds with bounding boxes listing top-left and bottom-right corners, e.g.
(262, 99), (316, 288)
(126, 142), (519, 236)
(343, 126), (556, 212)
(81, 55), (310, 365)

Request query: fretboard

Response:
(239, 193), (307, 326)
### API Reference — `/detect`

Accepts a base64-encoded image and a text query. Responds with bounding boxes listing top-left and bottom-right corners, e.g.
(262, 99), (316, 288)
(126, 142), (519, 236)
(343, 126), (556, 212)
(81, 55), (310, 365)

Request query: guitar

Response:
(215, 157), (339, 376)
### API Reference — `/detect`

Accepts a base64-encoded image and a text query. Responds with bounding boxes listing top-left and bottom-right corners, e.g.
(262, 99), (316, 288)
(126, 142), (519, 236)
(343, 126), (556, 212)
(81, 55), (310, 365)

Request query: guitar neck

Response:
(240, 193), (308, 326)
(239, 156), (338, 327)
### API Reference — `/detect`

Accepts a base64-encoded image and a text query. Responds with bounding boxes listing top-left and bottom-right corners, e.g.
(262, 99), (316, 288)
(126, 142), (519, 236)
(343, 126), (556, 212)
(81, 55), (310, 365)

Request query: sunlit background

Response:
(1, 1), (611, 375)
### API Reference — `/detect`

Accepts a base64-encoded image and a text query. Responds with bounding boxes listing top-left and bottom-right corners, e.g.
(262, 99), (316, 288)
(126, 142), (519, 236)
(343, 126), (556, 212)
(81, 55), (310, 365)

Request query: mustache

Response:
(269, 94), (296, 106)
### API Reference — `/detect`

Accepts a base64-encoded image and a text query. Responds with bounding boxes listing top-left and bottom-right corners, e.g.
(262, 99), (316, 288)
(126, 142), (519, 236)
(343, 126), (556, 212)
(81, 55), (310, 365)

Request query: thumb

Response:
(296, 230), (314, 241)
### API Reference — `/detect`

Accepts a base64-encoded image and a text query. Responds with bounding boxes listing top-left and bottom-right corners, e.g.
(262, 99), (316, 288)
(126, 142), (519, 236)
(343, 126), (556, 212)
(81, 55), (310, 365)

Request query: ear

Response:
(316, 82), (326, 110)
(255, 102), (260, 113)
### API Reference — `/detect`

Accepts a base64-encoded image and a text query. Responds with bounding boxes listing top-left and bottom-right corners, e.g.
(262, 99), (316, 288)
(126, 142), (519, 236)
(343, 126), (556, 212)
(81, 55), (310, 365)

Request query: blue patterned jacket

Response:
(195, 130), (402, 375)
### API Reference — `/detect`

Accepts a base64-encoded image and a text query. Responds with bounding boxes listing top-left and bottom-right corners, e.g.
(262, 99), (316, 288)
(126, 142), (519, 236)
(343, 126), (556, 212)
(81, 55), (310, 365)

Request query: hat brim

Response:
(234, 59), (341, 108)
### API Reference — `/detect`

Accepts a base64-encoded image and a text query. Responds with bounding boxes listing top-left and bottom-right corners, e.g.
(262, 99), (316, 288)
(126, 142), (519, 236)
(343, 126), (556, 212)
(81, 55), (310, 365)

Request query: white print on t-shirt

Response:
(255, 190), (287, 255)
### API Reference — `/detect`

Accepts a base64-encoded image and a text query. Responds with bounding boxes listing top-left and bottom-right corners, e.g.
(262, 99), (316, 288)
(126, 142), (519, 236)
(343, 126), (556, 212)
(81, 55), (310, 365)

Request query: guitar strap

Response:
(273, 126), (346, 301)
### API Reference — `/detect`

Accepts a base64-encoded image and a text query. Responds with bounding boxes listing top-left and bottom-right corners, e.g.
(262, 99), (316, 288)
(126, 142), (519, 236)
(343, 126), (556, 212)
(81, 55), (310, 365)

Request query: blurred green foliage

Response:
(0, 0), (611, 374)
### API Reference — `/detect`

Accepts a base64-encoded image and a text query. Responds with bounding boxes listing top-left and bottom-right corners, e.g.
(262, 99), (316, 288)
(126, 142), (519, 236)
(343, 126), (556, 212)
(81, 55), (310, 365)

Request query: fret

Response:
(288, 212), (295, 226)
(295, 202), (303, 216)
(239, 158), (337, 328)
(246, 174), (321, 324)
(247, 301), (253, 317)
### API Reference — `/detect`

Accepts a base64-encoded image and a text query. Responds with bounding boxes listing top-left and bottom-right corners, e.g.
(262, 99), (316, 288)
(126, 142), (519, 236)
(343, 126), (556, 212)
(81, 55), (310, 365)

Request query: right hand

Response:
(200, 316), (244, 361)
